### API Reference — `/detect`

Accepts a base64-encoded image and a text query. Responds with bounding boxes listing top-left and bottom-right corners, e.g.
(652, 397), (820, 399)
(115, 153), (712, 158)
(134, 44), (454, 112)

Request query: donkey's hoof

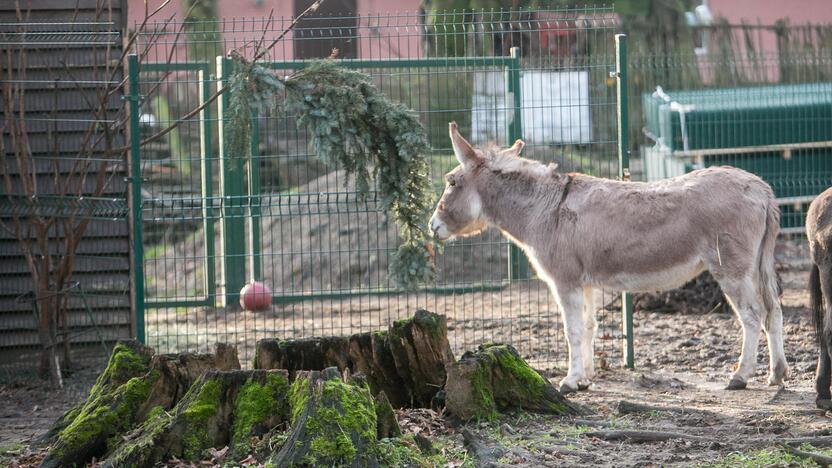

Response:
(577, 382), (591, 391)
(767, 376), (784, 387)
(725, 378), (747, 390)
(816, 399), (832, 410)
(559, 383), (578, 395)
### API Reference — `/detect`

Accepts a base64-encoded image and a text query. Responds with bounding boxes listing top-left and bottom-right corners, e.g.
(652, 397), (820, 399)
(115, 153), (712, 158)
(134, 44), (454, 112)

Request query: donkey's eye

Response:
(448, 179), (456, 187)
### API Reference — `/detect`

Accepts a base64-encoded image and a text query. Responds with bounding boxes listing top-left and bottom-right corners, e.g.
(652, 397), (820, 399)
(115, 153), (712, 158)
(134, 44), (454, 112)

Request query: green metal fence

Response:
(634, 52), (832, 232)
(128, 7), (625, 373)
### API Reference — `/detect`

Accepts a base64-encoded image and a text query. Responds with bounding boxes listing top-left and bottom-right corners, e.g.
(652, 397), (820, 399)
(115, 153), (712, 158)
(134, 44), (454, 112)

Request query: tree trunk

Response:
(254, 309), (453, 408)
(100, 369), (290, 467)
(39, 341), (240, 468)
(270, 368), (380, 467)
(445, 344), (584, 421)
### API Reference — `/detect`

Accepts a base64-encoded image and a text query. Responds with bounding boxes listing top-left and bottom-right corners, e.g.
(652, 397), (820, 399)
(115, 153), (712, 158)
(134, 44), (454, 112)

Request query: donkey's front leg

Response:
(555, 288), (586, 394)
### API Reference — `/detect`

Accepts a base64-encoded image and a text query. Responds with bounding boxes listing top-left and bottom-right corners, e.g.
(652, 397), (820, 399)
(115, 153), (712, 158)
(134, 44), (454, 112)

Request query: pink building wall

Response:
(128, 0), (422, 62)
(709, 0), (832, 53)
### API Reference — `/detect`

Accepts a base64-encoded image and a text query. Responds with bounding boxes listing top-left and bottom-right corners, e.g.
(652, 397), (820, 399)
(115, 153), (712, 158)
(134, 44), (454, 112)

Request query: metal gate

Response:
(127, 7), (629, 373)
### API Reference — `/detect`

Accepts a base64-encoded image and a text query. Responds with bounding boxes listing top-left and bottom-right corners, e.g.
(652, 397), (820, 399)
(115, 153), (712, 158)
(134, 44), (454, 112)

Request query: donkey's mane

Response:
(481, 144), (552, 178)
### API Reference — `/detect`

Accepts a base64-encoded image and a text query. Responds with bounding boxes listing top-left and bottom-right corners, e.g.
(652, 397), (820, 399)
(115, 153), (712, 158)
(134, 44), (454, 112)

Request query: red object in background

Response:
(240, 281), (272, 311)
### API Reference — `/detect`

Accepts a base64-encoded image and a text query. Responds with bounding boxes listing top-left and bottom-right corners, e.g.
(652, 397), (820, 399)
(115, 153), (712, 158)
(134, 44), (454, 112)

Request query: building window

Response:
(293, 0), (358, 59)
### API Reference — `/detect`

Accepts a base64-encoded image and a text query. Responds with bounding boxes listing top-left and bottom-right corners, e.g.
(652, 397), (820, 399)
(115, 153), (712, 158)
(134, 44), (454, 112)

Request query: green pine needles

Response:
(227, 56), (436, 289)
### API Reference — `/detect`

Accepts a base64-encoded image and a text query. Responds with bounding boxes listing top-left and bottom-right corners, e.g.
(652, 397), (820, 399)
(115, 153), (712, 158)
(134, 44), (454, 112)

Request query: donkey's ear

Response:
(449, 121), (482, 168)
(500, 139), (525, 157)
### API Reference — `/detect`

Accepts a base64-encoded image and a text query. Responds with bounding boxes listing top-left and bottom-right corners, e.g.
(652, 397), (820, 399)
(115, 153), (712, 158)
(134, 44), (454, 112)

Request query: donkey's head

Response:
(429, 122), (525, 241)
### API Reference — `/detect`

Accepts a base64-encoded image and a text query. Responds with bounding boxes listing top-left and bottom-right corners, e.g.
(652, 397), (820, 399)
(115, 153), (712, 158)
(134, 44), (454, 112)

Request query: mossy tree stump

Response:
(100, 369), (290, 467)
(254, 309), (453, 408)
(39, 341), (240, 468)
(271, 368), (381, 466)
(445, 344), (584, 421)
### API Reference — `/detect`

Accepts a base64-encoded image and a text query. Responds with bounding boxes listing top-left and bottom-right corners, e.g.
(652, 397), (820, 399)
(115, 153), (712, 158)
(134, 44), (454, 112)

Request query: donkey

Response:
(807, 187), (832, 408)
(429, 122), (788, 393)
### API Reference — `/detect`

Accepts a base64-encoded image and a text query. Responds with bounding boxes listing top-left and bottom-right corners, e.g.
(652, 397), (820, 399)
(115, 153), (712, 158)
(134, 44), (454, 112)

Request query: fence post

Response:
(217, 56), (247, 307)
(126, 54), (145, 343)
(248, 110), (262, 281)
(198, 65), (217, 304)
(615, 34), (635, 369)
(506, 46), (530, 281)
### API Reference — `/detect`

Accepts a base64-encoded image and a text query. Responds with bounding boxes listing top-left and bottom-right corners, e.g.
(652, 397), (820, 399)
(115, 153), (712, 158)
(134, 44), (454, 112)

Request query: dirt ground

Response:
(3, 240), (831, 467)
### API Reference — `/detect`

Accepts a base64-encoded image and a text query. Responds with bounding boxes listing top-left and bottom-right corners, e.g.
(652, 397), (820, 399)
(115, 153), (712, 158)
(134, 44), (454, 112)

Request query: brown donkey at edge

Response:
(429, 122), (788, 393)
(807, 188), (832, 409)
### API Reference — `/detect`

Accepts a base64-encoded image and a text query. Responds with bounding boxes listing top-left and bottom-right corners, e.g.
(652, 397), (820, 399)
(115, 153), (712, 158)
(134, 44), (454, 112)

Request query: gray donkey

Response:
(430, 122), (787, 393)
(807, 187), (832, 408)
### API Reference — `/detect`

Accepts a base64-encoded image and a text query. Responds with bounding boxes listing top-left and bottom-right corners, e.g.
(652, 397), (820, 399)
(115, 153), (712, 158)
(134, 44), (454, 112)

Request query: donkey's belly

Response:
(591, 257), (706, 292)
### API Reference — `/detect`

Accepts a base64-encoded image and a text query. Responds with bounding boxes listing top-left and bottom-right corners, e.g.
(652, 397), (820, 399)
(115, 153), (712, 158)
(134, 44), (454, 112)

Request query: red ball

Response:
(239, 281), (272, 311)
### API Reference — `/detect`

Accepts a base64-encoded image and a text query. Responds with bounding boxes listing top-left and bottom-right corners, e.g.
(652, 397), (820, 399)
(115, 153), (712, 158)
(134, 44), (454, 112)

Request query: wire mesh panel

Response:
(134, 7), (623, 374)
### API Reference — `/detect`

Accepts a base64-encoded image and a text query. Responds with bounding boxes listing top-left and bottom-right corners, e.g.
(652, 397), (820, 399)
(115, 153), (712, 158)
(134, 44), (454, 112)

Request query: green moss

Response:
(102, 403), (172, 467)
(230, 373), (290, 455)
(299, 379), (377, 465)
(309, 433), (356, 462)
(288, 375), (310, 424)
(376, 436), (428, 467)
(470, 361), (497, 422)
(55, 372), (155, 459)
(414, 309), (444, 337)
(492, 345), (546, 395)
(181, 379), (222, 459)
(86, 343), (150, 401)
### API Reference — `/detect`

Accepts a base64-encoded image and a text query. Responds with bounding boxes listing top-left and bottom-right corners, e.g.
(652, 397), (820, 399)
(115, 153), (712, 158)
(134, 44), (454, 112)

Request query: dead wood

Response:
(100, 369), (289, 467)
(780, 442), (832, 466)
(461, 428), (510, 468)
(583, 430), (714, 443)
(616, 400), (701, 415)
(255, 309), (453, 408)
(445, 344), (583, 420)
(270, 368), (379, 467)
(39, 341), (240, 468)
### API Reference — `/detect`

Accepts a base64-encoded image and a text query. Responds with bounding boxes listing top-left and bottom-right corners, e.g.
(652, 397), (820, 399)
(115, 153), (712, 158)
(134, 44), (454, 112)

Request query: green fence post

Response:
(198, 65), (217, 304)
(506, 46), (530, 281)
(217, 56), (247, 307)
(127, 54), (146, 343)
(615, 34), (635, 369)
(248, 110), (262, 280)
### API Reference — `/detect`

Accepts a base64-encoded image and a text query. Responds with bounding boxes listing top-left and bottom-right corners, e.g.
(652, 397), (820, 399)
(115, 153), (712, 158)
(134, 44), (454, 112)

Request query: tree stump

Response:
(39, 341), (240, 468)
(270, 368), (381, 467)
(348, 330), (410, 407)
(445, 344), (584, 421)
(387, 309), (455, 407)
(100, 369), (290, 467)
(253, 336), (350, 378)
(254, 309), (453, 408)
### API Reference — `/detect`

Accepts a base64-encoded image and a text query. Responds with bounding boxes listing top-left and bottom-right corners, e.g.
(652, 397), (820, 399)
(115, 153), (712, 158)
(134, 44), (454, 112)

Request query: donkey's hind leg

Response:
(817, 266), (832, 401)
(718, 276), (765, 390)
(580, 287), (597, 388)
(761, 296), (787, 386)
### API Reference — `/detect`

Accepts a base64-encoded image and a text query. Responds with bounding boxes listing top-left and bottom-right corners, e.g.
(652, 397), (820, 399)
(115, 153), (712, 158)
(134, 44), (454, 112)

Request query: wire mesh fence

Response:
(132, 7), (624, 374)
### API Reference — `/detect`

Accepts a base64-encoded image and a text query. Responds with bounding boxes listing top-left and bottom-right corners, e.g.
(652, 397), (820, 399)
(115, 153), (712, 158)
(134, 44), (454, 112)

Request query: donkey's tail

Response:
(758, 197), (782, 329)
(811, 263), (825, 350)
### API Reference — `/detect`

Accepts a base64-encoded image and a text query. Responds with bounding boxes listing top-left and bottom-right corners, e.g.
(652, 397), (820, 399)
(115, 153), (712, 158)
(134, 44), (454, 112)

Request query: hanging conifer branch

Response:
(226, 55), (436, 289)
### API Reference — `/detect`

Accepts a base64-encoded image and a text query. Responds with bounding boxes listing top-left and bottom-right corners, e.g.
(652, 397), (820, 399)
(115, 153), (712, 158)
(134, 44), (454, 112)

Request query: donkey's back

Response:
(558, 166), (776, 293)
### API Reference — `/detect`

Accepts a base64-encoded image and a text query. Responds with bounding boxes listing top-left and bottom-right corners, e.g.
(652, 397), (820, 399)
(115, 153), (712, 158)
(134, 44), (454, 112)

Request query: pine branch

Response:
(227, 58), (437, 289)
